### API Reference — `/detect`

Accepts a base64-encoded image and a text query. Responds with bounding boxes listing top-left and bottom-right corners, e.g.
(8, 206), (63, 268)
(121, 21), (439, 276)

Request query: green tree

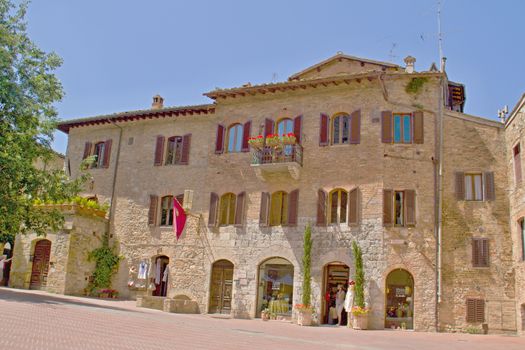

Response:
(352, 241), (365, 308)
(0, 0), (86, 242)
(301, 223), (312, 306)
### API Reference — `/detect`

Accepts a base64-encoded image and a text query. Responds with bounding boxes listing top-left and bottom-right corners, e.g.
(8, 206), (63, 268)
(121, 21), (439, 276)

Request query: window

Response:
(472, 238), (489, 267)
(227, 124), (243, 153)
(514, 143), (522, 185)
(466, 298), (485, 323)
(394, 191), (404, 226)
(393, 114), (412, 143)
(160, 196), (174, 226)
(520, 219), (525, 261)
(270, 191), (288, 226)
(329, 189), (348, 224)
(320, 111), (360, 146)
(165, 136), (183, 165)
(277, 118), (293, 136)
(383, 189), (416, 227)
(332, 114), (350, 145)
(465, 173), (483, 201)
(219, 193), (236, 226)
(92, 142), (106, 168)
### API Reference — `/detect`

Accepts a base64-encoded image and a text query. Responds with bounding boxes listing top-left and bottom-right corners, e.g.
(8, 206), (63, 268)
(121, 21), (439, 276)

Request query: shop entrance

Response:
(30, 239), (51, 289)
(152, 255), (169, 297)
(385, 269), (414, 330)
(209, 259), (234, 314)
(256, 257), (294, 318)
(322, 262), (350, 325)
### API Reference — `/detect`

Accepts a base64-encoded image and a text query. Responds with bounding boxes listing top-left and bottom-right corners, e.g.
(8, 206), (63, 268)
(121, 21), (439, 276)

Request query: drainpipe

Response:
(107, 119), (123, 237)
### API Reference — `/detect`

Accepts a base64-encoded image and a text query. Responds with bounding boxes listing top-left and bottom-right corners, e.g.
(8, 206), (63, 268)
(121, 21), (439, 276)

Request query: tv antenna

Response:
(498, 105), (509, 123)
(437, 0), (444, 71)
(388, 43), (397, 62)
(272, 72), (278, 82)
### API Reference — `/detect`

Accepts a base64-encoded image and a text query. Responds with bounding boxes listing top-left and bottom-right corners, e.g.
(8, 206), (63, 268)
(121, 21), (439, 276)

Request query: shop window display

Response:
(257, 257), (294, 317)
(385, 269), (414, 330)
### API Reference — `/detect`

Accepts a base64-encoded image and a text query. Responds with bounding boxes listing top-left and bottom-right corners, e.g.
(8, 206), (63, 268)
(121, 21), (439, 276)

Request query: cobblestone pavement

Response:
(1, 287), (524, 350)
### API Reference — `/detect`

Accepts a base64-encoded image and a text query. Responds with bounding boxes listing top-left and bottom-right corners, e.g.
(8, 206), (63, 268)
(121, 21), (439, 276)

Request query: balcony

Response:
(251, 144), (303, 181)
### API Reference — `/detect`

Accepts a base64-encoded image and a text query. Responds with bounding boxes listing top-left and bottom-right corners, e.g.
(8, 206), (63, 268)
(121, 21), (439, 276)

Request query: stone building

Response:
(14, 53), (520, 333)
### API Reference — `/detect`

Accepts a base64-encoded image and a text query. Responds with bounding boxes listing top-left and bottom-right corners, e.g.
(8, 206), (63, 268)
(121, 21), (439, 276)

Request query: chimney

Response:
(404, 56), (416, 73)
(152, 94), (164, 109)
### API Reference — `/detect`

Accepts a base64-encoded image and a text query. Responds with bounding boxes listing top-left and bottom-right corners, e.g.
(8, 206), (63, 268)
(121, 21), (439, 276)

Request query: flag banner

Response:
(173, 197), (187, 239)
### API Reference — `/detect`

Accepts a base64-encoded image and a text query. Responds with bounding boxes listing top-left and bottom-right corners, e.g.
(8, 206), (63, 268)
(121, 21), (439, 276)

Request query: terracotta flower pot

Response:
(352, 313), (368, 330)
(297, 310), (313, 326)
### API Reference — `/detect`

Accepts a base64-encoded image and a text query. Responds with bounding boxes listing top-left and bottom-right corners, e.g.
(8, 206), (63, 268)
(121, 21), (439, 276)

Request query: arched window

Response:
(332, 114), (350, 145)
(165, 136), (183, 165)
(270, 191), (288, 226)
(329, 189), (348, 224)
(219, 193), (236, 225)
(385, 269), (414, 329)
(92, 142), (106, 168)
(277, 118), (293, 136)
(160, 195), (174, 226)
(227, 124), (243, 153)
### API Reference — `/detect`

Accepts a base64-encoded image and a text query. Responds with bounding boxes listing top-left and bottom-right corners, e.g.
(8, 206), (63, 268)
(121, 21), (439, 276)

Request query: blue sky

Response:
(24, 0), (524, 154)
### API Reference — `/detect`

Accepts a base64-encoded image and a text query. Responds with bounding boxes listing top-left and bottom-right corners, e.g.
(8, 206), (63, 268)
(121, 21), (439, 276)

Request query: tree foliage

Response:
(0, 0), (86, 242)
(352, 241), (365, 308)
(301, 223), (312, 307)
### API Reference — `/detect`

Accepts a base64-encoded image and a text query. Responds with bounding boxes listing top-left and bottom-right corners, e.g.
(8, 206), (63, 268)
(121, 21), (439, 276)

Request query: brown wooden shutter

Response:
(381, 111), (393, 143)
(475, 299), (485, 323)
(405, 190), (416, 226)
(264, 118), (274, 138)
(481, 239), (489, 267)
(82, 142), (92, 159)
(215, 124), (225, 154)
(317, 189), (327, 225)
(413, 111), (424, 144)
(455, 172), (465, 200)
(383, 189), (393, 226)
(348, 187), (359, 225)
(349, 110), (361, 144)
(241, 121), (251, 152)
(294, 115), (302, 144)
(148, 195), (158, 226)
(234, 191), (245, 226)
(180, 134), (191, 165)
(208, 192), (219, 227)
(154, 136), (165, 166)
(287, 189), (299, 226)
(319, 113), (329, 146)
(514, 145), (522, 184)
(466, 299), (476, 322)
(472, 238), (488, 267)
(484, 171), (495, 201)
(259, 192), (270, 227)
(102, 139), (112, 168)
(467, 298), (485, 323)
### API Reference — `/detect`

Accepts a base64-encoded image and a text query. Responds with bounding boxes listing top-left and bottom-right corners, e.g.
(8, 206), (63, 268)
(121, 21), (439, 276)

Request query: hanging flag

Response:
(173, 197), (187, 239)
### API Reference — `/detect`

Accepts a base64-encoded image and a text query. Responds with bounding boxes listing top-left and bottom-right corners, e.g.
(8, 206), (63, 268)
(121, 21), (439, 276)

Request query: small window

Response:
(227, 124), (243, 153)
(277, 118), (293, 136)
(472, 238), (489, 267)
(92, 142), (106, 168)
(394, 191), (404, 226)
(160, 196), (174, 226)
(270, 191), (288, 226)
(165, 136), (183, 165)
(514, 143), (522, 185)
(520, 219), (525, 261)
(329, 189), (348, 224)
(393, 114), (412, 143)
(465, 174), (483, 201)
(332, 114), (350, 145)
(219, 193), (236, 226)
(466, 298), (485, 323)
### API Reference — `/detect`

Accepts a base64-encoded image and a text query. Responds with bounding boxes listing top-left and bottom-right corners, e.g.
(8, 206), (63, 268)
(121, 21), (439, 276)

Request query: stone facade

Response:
(54, 53), (519, 333)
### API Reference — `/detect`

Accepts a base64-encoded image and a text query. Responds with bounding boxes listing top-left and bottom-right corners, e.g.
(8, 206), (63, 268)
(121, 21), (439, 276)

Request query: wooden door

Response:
(209, 260), (234, 314)
(30, 240), (51, 289)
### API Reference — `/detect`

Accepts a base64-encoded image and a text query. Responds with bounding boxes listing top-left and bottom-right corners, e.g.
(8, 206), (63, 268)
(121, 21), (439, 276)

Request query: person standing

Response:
(344, 280), (355, 328)
(0, 255), (13, 286)
(335, 284), (346, 326)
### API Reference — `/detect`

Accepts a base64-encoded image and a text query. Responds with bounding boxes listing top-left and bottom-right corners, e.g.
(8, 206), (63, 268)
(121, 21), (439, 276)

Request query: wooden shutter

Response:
(154, 136), (165, 166)
(208, 192), (219, 227)
(294, 115), (302, 144)
(484, 171), (495, 201)
(234, 191), (245, 226)
(102, 139), (112, 168)
(348, 188), (359, 225)
(383, 189), (393, 226)
(514, 145), (522, 184)
(466, 299), (485, 323)
(319, 113), (329, 146)
(405, 190), (416, 226)
(180, 134), (191, 165)
(413, 111), (424, 144)
(466, 299), (476, 322)
(264, 118), (274, 138)
(287, 189), (299, 226)
(215, 124), (225, 154)
(472, 238), (489, 267)
(317, 189), (327, 226)
(472, 239), (480, 267)
(349, 110), (361, 144)
(259, 192), (270, 227)
(241, 121), (251, 152)
(381, 111), (393, 143)
(82, 142), (92, 159)
(455, 172), (465, 200)
(475, 299), (485, 322)
(481, 239), (489, 267)
(148, 195), (158, 226)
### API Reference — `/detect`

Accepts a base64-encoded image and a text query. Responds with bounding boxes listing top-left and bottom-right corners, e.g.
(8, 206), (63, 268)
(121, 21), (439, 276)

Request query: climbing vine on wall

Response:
(88, 233), (121, 294)
(405, 77), (429, 95)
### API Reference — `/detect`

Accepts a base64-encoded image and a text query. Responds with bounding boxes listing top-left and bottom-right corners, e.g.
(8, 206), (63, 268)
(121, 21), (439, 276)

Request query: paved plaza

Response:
(1, 288), (524, 350)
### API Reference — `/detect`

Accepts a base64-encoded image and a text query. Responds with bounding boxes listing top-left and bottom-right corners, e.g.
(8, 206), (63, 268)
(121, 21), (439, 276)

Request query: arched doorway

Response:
(322, 262), (350, 325)
(256, 257), (294, 317)
(385, 268), (414, 330)
(30, 239), (51, 289)
(152, 255), (169, 297)
(209, 259), (234, 314)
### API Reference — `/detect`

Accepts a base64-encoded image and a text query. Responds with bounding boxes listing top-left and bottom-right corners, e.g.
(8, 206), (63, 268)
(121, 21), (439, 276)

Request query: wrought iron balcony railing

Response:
(251, 144), (303, 166)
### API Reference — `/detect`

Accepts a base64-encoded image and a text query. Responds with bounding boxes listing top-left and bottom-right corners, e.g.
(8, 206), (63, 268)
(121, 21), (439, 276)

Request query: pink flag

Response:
(173, 197), (187, 240)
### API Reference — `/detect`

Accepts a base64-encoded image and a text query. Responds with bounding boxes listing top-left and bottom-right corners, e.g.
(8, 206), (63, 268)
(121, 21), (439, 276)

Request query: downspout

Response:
(107, 119), (123, 237)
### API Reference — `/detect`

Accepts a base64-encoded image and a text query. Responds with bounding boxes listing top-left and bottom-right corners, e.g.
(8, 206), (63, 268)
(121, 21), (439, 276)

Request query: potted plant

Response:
(248, 135), (264, 149)
(296, 304), (314, 326)
(265, 134), (281, 147)
(281, 133), (297, 145)
(351, 241), (370, 330)
(296, 223), (314, 326)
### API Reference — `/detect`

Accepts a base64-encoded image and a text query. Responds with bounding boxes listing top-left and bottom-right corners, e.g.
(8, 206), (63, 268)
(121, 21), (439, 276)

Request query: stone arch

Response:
(256, 256), (295, 318)
(385, 268), (414, 330)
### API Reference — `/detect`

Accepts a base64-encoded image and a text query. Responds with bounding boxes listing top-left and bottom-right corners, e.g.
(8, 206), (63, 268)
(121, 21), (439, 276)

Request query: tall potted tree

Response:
(351, 241), (369, 329)
(296, 223), (313, 326)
